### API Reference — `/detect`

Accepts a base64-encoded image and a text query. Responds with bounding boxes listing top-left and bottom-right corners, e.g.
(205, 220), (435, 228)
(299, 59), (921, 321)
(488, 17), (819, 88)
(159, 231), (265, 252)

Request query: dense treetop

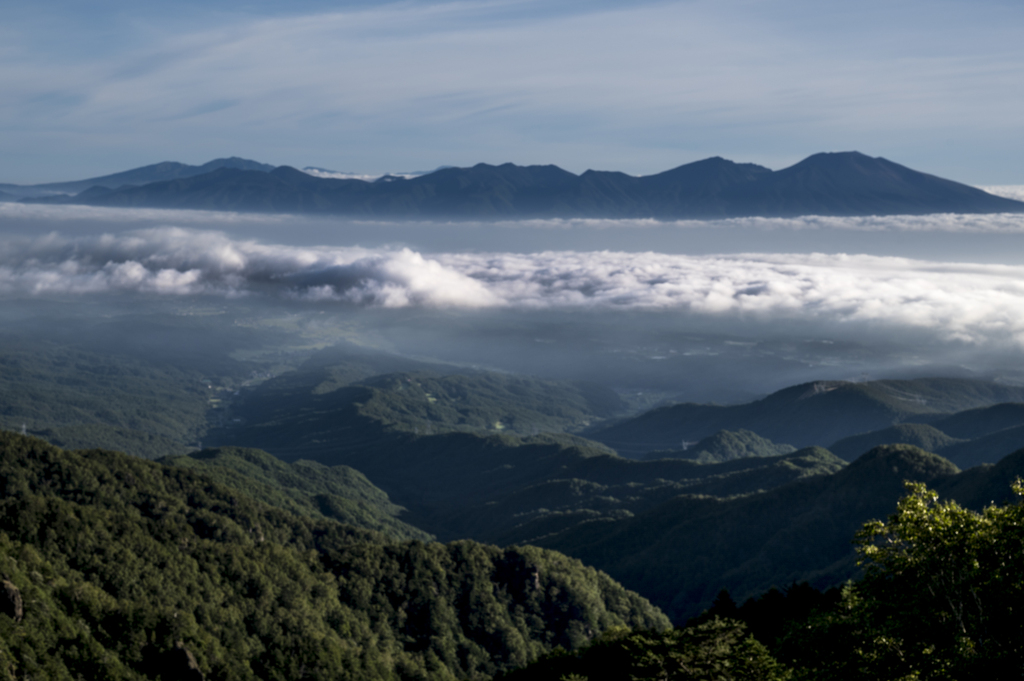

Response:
(0, 432), (667, 680)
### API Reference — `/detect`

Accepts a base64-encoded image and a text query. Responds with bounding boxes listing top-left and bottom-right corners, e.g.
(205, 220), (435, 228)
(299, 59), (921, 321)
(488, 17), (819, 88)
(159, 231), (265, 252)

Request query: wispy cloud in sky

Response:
(2, 0), (1024, 183)
(5, 227), (1024, 348)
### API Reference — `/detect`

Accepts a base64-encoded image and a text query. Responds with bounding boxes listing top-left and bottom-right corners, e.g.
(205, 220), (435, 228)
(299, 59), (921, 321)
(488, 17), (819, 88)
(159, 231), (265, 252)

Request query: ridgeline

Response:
(14, 152), (1023, 219)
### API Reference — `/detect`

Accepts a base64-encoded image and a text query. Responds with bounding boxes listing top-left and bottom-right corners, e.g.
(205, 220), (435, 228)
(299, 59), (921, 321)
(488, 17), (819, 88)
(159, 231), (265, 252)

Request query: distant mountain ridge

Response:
(588, 378), (1024, 457)
(0, 156), (275, 199)
(14, 151), (1024, 218)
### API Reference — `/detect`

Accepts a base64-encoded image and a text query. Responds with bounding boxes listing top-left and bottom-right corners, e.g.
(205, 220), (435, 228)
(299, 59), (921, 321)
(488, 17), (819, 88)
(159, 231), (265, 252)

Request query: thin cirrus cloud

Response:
(3, 1), (1024, 181)
(4, 227), (1024, 347)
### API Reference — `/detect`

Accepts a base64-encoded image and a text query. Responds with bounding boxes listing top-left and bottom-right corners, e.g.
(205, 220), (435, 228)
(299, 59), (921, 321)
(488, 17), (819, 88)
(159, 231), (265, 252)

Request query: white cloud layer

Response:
(981, 186), (1024, 202)
(0, 201), (290, 225)
(484, 212), (1024, 234)
(0, 228), (495, 307)
(4, 203), (1024, 234)
(300, 168), (425, 181)
(4, 227), (1024, 347)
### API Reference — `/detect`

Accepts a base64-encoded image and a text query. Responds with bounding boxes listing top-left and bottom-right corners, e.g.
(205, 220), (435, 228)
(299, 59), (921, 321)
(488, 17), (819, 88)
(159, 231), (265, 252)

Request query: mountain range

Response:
(9, 152), (1023, 219)
(7, 316), (1024, 674)
(201, 354), (1024, 619)
(587, 378), (1024, 460)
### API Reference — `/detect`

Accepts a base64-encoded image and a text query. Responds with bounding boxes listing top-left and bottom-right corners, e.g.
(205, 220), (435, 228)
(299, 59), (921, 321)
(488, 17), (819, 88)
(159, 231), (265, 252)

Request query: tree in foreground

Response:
(789, 480), (1024, 680)
(497, 617), (791, 681)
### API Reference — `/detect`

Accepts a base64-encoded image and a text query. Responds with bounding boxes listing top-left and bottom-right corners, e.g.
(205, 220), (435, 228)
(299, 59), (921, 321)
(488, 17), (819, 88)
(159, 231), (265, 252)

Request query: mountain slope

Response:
(828, 423), (965, 461)
(0, 431), (668, 680)
(825, 405), (1024, 467)
(207, 357), (845, 543)
(2, 157), (274, 198)
(0, 336), (216, 459)
(534, 444), (1024, 622)
(932, 403), (1024, 439)
(644, 429), (796, 463)
(162, 446), (432, 541)
(214, 356), (626, 445)
(589, 378), (1024, 456)
(724, 151), (1017, 216)
(940, 425), (1024, 469)
(208, 365), (1024, 627)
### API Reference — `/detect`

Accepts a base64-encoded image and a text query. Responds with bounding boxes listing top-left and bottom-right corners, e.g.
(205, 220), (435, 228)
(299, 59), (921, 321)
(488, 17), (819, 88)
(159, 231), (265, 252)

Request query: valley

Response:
(3, 313), (1024, 625)
(1, 283), (1023, 679)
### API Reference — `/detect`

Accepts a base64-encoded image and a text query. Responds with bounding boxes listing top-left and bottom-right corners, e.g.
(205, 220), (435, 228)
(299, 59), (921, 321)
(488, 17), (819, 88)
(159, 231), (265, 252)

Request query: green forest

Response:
(3, 432), (1024, 679)
(4, 333), (1024, 679)
(0, 432), (667, 680)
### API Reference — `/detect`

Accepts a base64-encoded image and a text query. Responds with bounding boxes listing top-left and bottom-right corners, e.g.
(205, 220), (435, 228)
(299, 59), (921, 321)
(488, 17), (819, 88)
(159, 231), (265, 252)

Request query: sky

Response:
(3, 0), (1024, 184)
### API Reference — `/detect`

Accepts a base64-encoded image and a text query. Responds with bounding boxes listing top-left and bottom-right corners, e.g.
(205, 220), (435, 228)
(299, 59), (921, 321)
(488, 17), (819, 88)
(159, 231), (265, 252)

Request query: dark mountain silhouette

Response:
(638, 156), (774, 217)
(21, 152), (1024, 218)
(722, 152), (1018, 216)
(820, 402), (1024, 467)
(932, 402), (1024, 439)
(930, 425), (1024, 470)
(1, 157), (274, 199)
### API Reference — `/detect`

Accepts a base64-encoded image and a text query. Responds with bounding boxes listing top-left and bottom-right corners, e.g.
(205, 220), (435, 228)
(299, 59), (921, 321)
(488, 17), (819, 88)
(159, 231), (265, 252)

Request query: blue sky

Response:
(3, 0), (1023, 184)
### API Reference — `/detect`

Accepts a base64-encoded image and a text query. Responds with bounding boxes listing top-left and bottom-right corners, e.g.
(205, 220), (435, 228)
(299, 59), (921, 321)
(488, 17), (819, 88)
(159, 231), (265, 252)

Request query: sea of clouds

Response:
(4, 226), (1024, 348)
(4, 201), (1024, 234)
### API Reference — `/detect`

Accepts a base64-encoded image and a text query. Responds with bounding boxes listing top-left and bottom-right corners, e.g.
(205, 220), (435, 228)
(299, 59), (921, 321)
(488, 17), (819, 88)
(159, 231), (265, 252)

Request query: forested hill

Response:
(0, 431), (668, 680)
(21, 152), (1024, 218)
(162, 446), (433, 542)
(207, 363), (846, 544)
(534, 443), (1024, 622)
(589, 378), (1024, 457)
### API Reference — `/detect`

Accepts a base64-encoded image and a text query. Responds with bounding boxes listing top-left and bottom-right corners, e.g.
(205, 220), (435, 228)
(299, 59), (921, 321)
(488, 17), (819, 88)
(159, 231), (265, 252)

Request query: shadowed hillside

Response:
(589, 378), (1024, 456)
(163, 446), (432, 541)
(532, 445), (1024, 622)
(207, 357), (845, 543)
(642, 429), (795, 463)
(0, 431), (668, 680)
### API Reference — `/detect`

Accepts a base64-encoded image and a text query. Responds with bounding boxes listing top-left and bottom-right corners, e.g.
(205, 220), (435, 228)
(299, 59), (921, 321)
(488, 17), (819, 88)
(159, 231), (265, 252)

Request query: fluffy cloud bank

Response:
(4, 227), (1024, 346)
(0, 228), (496, 307)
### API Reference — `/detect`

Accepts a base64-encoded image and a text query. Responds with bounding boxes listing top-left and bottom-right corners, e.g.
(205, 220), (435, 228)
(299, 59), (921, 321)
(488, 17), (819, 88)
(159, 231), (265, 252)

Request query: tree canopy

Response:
(780, 480), (1024, 680)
